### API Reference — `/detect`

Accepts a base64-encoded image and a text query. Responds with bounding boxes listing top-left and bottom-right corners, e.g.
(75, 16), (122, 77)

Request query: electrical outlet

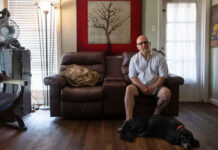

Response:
(152, 25), (156, 32)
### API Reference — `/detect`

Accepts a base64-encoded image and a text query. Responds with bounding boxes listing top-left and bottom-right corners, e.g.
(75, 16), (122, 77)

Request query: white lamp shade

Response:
(39, 1), (51, 12)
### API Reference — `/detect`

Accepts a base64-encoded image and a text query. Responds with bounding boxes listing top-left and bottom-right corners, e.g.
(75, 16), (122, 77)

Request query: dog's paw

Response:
(192, 138), (200, 147)
(138, 131), (148, 137)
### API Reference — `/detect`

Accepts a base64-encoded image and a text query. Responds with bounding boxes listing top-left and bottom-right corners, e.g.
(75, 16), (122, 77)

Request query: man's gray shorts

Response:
(134, 84), (164, 103)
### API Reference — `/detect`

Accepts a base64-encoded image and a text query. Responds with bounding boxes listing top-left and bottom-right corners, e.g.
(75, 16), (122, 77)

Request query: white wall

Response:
(61, 0), (77, 53)
(0, 0), (4, 10)
(144, 0), (159, 49)
(212, 0), (218, 5)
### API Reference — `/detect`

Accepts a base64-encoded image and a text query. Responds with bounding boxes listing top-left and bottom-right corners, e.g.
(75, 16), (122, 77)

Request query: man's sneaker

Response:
(117, 121), (127, 133)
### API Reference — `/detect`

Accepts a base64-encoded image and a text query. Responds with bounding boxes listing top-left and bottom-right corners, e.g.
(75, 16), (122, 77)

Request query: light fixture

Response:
(35, 0), (60, 110)
(35, 0), (60, 8)
(39, 1), (50, 13)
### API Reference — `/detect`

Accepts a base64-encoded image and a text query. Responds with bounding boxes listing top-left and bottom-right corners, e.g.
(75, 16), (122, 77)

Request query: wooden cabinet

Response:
(0, 48), (31, 117)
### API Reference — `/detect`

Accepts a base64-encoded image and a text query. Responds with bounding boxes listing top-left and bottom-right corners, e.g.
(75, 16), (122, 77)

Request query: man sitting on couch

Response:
(118, 35), (171, 132)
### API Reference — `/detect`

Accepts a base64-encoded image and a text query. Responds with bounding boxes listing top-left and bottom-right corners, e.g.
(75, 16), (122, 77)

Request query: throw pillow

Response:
(60, 64), (101, 87)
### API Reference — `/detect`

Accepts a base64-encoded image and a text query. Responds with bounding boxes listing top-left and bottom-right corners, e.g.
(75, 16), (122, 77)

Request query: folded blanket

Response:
(60, 64), (100, 87)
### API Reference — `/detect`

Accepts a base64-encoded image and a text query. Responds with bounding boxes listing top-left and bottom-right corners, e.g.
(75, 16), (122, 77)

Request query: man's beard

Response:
(140, 47), (150, 56)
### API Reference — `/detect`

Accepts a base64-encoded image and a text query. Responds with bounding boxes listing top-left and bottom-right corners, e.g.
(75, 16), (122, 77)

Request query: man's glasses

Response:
(137, 41), (150, 46)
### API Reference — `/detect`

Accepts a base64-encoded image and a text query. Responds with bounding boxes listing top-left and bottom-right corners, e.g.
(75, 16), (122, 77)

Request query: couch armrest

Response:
(103, 79), (126, 116)
(44, 74), (67, 88)
(164, 74), (184, 86)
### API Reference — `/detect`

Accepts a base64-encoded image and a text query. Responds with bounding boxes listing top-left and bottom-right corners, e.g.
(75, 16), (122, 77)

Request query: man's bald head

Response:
(136, 35), (148, 44)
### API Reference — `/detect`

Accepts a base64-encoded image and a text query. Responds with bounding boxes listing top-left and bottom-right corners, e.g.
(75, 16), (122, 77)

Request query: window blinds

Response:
(8, 0), (57, 91)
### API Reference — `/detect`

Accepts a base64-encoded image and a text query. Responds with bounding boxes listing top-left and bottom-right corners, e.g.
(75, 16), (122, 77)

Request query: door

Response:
(162, 0), (202, 102)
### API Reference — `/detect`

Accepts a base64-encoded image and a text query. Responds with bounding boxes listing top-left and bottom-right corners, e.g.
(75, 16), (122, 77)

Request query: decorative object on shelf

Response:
(77, 0), (142, 55)
(0, 8), (24, 49)
(35, 0), (60, 109)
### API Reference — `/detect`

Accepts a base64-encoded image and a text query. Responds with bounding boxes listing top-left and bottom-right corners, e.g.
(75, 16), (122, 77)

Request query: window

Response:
(8, 0), (58, 104)
(166, 3), (197, 84)
(164, 1), (201, 102)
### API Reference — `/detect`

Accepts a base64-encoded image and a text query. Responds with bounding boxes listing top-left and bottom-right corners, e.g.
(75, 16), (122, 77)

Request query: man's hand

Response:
(147, 85), (157, 95)
(130, 77), (149, 95)
(140, 86), (149, 95)
(146, 77), (166, 95)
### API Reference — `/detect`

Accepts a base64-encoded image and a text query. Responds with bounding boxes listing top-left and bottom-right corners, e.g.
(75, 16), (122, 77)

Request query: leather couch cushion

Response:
(121, 66), (131, 84)
(121, 52), (136, 84)
(135, 96), (155, 104)
(61, 101), (103, 118)
(61, 52), (105, 65)
(121, 52), (136, 66)
(61, 85), (103, 102)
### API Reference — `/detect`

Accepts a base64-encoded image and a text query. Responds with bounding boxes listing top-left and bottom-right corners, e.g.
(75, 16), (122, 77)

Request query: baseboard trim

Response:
(209, 98), (218, 106)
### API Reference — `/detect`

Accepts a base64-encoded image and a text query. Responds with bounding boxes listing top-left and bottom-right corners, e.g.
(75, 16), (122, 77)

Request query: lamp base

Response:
(39, 105), (50, 110)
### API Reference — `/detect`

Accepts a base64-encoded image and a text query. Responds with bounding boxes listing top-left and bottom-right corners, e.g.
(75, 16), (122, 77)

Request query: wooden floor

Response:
(0, 103), (217, 150)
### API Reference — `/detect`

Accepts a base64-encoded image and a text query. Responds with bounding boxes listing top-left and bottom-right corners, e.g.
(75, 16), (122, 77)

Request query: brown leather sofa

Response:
(44, 51), (184, 118)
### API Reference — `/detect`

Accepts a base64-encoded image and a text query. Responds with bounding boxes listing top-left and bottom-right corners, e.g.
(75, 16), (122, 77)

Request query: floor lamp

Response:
(36, 0), (56, 110)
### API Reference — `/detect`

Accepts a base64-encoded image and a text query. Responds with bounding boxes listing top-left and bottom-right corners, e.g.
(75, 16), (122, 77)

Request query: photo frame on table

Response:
(77, 0), (142, 55)
(211, 4), (218, 48)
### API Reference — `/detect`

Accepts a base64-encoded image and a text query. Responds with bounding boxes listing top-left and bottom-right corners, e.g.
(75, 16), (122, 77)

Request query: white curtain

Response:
(166, 2), (197, 84)
(166, 2), (199, 101)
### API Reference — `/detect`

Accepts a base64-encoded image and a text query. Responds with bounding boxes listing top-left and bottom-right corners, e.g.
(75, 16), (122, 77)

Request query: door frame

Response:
(157, 0), (210, 102)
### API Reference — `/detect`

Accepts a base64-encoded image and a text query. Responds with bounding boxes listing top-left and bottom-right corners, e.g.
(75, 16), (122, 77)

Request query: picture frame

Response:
(77, 0), (142, 55)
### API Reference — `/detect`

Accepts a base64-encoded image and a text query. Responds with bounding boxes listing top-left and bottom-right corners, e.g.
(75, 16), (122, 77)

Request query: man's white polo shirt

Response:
(128, 50), (168, 86)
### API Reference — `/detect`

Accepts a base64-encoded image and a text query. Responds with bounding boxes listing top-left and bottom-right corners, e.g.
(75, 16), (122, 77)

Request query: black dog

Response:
(120, 116), (199, 149)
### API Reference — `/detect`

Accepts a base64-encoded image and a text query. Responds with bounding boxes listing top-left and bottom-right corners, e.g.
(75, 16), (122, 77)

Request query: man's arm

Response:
(146, 55), (168, 95)
(147, 77), (166, 95)
(130, 77), (148, 94)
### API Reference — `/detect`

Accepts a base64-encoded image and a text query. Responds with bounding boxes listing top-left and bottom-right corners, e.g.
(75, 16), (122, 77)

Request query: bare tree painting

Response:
(88, 1), (130, 54)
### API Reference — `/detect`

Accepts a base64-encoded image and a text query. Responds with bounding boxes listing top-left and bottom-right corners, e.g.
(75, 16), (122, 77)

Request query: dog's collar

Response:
(176, 125), (184, 130)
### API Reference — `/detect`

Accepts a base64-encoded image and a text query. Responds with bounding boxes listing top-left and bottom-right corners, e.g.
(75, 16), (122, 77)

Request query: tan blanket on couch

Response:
(61, 64), (100, 87)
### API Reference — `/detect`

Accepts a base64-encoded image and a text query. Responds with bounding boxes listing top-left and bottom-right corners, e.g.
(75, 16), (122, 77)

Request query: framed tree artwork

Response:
(77, 0), (142, 55)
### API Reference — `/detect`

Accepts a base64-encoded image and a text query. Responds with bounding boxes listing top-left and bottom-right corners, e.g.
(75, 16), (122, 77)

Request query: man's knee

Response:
(125, 84), (138, 96)
(158, 87), (171, 102)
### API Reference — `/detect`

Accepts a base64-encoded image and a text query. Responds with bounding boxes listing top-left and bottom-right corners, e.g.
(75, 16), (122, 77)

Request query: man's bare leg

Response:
(117, 84), (138, 132)
(154, 87), (171, 115)
(124, 84), (139, 121)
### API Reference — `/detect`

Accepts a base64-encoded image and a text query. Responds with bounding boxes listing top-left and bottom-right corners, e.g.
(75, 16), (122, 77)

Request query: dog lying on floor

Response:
(120, 116), (199, 149)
